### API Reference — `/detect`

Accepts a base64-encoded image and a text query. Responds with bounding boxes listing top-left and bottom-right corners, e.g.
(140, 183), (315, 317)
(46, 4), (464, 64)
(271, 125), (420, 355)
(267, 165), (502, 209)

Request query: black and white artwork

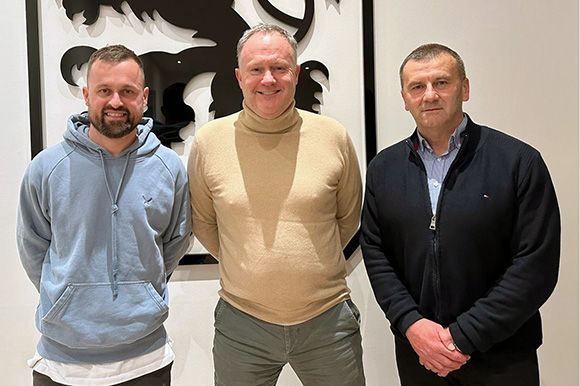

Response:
(26, 0), (376, 263)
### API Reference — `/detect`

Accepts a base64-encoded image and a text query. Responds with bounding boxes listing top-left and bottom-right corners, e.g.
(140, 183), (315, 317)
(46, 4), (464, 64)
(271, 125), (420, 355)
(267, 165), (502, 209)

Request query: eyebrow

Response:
(93, 82), (141, 89)
(406, 74), (452, 87)
(406, 80), (424, 89)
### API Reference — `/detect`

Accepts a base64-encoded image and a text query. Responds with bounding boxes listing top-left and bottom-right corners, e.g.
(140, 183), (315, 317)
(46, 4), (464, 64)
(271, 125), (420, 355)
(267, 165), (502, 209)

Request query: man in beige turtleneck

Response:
(188, 24), (365, 385)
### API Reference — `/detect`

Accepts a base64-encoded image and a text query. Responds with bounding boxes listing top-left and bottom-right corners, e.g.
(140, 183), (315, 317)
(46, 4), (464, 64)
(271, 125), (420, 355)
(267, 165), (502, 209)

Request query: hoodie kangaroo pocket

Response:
(40, 281), (168, 349)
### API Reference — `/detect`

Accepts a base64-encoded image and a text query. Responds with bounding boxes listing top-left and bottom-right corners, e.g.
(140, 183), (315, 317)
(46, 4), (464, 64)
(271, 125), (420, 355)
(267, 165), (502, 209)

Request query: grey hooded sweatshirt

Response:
(17, 113), (191, 364)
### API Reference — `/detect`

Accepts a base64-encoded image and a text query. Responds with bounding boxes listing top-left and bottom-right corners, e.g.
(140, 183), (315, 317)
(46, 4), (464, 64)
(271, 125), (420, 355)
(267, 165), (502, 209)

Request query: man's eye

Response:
(123, 90), (134, 95)
(249, 68), (261, 74)
(97, 89), (111, 95)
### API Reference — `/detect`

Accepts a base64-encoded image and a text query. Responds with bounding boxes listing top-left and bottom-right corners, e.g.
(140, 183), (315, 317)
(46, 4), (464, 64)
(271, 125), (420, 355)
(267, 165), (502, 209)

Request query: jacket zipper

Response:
(406, 133), (470, 321)
(406, 139), (442, 319)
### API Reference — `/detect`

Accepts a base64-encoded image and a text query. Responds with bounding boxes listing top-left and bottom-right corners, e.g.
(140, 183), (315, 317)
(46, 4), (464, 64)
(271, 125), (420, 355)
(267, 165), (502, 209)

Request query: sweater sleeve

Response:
(449, 151), (560, 354)
(188, 136), (220, 259)
(17, 163), (51, 291)
(336, 132), (363, 247)
(162, 160), (192, 276)
(360, 161), (423, 335)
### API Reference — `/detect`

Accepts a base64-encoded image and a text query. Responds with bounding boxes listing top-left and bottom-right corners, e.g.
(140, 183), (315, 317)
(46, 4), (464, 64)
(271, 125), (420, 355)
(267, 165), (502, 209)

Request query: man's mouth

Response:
(258, 90), (280, 95)
(105, 111), (128, 118)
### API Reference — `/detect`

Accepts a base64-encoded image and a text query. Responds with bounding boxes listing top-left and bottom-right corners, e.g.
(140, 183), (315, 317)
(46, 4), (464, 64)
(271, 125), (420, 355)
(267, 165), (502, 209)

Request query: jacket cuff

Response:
(397, 310), (423, 336)
(448, 322), (476, 355)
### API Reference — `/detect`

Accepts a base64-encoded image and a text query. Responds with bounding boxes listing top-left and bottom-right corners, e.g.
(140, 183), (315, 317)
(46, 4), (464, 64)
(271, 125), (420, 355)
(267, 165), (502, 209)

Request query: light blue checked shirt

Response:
(416, 115), (467, 214)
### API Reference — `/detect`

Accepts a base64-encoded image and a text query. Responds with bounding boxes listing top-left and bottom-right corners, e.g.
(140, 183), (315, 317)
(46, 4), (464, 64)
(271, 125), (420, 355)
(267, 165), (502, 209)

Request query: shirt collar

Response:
(417, 114), (468, 154)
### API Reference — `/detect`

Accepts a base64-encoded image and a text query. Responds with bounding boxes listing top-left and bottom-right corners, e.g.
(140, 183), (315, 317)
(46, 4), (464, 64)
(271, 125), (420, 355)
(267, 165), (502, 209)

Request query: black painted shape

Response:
(151, 121), (187, 148)
(295, 60), (329, 113)
(151, 82), (194, 148)
(180, 253), (218, 265)
(140, 47), (241, 119)
(344, 229), (361, 260)
(257, 0), (314, 43)
(60, 46), (96, 86)
(160, 82), (195, 125)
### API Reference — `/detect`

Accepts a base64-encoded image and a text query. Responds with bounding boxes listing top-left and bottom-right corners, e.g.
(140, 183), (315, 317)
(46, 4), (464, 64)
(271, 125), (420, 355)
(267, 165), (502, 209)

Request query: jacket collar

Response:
(406, 114), (487, 170)
(409, 114), (483, 154)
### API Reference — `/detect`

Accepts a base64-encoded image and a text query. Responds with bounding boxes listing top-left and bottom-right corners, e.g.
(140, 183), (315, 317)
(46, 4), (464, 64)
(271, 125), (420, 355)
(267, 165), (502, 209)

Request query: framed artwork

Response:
(25, 0), (376, 264)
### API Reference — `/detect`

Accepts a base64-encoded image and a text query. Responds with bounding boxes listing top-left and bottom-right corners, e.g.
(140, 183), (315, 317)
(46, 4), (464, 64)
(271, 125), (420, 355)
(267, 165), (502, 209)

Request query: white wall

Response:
(1, 1), (577, 386)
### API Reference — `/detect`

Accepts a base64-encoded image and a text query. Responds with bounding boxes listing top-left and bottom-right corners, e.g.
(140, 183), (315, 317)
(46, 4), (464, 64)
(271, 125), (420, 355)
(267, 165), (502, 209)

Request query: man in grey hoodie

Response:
(17, 45), (191, 386)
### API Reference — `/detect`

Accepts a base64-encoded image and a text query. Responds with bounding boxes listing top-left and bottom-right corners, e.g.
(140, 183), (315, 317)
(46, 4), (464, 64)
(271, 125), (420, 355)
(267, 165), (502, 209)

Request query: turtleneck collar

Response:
(238, 100), (301, 134)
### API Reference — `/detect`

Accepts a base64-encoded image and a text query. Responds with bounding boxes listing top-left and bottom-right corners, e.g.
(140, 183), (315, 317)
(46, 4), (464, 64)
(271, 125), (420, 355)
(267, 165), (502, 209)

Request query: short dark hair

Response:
(399, 43), (466, 88)
(236, 24), (298, 66)
(87, 44), (144, 84)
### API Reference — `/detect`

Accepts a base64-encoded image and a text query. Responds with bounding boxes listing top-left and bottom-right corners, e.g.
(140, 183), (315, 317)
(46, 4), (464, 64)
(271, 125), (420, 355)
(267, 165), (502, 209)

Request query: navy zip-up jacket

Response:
(360, 116), (560, 355)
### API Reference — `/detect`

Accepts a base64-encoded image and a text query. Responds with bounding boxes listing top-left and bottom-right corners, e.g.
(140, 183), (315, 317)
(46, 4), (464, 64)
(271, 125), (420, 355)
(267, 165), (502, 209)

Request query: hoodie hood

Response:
(64, 112), (160, 158)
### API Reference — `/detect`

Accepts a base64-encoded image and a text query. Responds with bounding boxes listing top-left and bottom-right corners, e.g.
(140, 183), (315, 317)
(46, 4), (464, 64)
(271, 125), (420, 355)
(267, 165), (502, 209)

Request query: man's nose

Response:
(109, 92), (123, 108)
(423, 84), (439, 101)
(261, 70), (275, 84)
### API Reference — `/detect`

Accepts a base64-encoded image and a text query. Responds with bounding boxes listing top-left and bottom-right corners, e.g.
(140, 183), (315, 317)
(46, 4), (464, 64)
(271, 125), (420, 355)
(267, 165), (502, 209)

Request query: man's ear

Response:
(235, 68), (242, 89)
(143, 87), (150, 106)
(82, 86), (89, 106)
(295, 64), (301, 84)
(462, 78), (470, 102)
(401, 89), (410, 111)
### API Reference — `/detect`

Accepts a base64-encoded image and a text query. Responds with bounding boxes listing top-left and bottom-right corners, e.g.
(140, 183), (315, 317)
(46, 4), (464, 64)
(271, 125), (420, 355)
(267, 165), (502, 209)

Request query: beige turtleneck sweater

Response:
(188, 102), (362, 325)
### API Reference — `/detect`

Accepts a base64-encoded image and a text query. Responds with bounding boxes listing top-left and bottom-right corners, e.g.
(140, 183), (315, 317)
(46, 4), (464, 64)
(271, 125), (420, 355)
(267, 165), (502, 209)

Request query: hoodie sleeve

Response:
(162, 161), (192, 276)
(17, 163), (52, 291)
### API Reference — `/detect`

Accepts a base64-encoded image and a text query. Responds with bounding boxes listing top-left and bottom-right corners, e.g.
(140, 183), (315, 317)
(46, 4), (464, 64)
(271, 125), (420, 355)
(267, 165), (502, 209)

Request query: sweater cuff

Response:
(448, 322), (476, 355)
(397, 310), (423, 336)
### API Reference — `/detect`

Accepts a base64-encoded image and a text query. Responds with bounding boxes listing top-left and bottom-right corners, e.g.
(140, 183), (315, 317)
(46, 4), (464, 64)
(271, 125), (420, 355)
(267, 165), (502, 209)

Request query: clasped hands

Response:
(406, 318), (470, 377)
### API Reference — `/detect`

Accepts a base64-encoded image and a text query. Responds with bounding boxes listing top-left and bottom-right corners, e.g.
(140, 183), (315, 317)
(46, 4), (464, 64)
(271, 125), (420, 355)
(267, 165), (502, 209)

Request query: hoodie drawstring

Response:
(99, 150), (132, 299)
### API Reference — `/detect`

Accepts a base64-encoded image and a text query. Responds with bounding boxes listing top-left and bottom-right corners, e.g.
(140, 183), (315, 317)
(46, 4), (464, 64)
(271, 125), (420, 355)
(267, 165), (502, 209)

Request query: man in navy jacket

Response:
(360, 43), (560, 386)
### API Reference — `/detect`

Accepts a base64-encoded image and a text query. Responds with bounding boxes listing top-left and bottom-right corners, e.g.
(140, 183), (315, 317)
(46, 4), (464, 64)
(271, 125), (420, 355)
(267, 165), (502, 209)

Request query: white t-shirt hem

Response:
(29, 338), (174, 386)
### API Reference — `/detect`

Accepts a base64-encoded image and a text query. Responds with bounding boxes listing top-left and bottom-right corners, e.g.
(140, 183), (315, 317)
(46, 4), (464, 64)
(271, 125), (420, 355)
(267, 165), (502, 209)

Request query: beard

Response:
(89, 106), (139, 139)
